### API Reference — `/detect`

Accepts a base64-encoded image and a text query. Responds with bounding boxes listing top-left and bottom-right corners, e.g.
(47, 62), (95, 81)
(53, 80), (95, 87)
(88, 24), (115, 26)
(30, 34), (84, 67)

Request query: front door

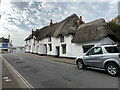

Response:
(56, 46), (60, 57)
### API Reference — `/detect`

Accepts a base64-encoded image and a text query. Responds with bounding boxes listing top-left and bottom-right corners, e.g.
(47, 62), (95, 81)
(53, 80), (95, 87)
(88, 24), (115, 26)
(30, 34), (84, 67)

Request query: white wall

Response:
(34, 40), (38, 53)
(26, 35), (116, 58)
(100, 37), (115, 44)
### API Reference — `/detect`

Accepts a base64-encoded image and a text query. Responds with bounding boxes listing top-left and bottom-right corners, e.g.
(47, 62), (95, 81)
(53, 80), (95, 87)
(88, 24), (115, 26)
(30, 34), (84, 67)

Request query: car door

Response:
(83, 47), (104, 67)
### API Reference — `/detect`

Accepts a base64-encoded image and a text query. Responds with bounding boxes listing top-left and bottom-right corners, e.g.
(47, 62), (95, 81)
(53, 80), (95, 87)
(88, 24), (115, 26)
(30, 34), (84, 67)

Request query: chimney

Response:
(77, 16), (83, 27)
(80, 16), (82, 21)
(8, 35), (10, 43)
(49, 19), (53, 28)
(32, 29), (34, 34)
(11, 40), (12, 44)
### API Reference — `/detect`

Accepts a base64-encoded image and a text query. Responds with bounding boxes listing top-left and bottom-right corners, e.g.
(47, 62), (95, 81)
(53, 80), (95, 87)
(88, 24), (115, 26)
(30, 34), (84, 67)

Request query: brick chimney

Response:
(49, 19), (53, 28)
(80, 16), (82, 21)
(77, 16), (83, 27)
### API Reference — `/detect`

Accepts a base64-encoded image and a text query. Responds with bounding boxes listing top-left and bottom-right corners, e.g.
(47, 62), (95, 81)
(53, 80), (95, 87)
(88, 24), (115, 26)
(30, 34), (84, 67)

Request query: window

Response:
(82, 45), (94, 53)
(48, 44), (52, 51)
(62, 44), (66, 54)
(60, 36), (64, 43)
(48, 36), (51, 42)
(105, 46), (119, 53)
(87, 47), (103, 55)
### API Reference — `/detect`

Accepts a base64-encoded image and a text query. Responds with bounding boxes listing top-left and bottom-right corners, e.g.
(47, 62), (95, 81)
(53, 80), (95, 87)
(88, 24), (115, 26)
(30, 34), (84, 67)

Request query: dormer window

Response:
(60, 36), (64, 43)
(48, 36), (51, 42)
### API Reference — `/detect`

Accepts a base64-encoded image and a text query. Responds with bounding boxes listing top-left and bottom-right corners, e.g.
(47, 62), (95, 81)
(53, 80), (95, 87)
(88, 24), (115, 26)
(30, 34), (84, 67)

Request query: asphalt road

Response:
(2, 53), (119, 88)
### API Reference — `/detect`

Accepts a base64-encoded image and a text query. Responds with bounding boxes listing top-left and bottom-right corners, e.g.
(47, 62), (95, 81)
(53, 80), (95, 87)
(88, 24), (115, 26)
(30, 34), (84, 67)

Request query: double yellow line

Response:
(2, 56), (34, 90)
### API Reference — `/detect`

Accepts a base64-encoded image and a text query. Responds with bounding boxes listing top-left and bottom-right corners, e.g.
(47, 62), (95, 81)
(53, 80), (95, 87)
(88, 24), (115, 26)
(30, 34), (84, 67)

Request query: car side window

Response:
(86, 47), (103, 55)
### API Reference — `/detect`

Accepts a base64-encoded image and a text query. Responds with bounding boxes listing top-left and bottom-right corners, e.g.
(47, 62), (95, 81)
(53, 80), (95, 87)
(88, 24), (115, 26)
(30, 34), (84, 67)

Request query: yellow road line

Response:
(2, 56), (34, 89)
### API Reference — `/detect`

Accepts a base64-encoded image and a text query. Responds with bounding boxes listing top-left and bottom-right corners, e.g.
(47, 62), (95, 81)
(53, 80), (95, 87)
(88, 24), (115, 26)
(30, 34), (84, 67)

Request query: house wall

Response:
(28, 38), (35, 53)
(25, 40), (29, 52)
(34, 40), (38, 53)
(100, 37), (115, 44)
(26, 35), (116, 58)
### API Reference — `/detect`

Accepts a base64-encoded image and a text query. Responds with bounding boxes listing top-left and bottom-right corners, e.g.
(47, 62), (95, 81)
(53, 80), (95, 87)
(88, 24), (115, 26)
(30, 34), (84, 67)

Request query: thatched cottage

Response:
(25, 14), (120, 58)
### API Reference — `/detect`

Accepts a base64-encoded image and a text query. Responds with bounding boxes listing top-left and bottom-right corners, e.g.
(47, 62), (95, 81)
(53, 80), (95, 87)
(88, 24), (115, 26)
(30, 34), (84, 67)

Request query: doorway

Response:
(56, 46), (60, 57)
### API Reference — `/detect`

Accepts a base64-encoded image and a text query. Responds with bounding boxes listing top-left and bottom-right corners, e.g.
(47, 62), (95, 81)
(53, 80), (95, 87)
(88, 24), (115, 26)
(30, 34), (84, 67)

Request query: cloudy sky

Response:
(0, 0), (120, 46)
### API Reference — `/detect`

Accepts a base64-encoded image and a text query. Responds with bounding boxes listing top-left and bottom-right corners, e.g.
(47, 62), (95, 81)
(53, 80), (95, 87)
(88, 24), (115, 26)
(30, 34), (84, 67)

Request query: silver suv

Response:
(75, 44), (120, 76)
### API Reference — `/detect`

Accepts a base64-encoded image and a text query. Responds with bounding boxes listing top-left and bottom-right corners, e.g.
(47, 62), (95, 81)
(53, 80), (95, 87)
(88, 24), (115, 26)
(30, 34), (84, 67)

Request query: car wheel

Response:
(77, 60), (85, 69)
(106, 63), (119, 76)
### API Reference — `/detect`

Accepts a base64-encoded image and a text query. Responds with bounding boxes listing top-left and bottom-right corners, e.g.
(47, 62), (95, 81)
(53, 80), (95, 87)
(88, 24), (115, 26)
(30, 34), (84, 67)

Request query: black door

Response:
(44, 44), (47, 55)
(56, 46), (60, 57)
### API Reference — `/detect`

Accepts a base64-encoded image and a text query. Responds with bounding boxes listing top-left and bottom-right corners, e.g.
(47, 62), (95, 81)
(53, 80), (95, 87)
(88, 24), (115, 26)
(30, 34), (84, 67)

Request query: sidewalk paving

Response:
(25, 53), (76, 65)
(1, 54), (27, 89)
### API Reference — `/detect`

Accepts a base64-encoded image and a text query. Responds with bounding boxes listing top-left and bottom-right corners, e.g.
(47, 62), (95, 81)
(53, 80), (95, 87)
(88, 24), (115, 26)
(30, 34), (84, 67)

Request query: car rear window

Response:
(105, 46), (119, 53)
(118, 45), (120, 52)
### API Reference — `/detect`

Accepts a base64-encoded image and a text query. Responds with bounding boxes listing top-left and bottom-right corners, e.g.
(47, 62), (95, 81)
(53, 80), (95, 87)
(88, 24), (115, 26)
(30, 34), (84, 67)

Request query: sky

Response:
(0, 0), (120, 46)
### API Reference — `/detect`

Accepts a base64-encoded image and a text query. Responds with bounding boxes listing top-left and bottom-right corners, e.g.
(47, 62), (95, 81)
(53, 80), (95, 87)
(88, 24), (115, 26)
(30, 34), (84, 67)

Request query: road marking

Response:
(14, 53), (23, 60)
(18, 56), (23, 59)
(2, 56), (34, 89)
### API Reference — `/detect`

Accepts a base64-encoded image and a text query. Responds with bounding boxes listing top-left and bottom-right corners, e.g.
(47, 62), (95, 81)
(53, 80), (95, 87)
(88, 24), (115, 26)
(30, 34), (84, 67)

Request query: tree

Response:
(107, 21), (120, 40)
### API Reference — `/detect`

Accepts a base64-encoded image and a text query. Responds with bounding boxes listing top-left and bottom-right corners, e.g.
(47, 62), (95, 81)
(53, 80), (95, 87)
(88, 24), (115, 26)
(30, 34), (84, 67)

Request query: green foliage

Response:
(107, 21), (120, 40)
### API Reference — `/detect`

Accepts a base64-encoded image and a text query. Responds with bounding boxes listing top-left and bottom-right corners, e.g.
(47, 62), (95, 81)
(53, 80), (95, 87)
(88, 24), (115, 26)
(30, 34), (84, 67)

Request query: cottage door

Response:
(56, 46), (60, 57)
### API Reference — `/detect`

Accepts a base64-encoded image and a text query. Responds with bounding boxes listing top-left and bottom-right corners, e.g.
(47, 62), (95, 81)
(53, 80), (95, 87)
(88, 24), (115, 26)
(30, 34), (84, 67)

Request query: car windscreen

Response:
(105, 46), (119, 53)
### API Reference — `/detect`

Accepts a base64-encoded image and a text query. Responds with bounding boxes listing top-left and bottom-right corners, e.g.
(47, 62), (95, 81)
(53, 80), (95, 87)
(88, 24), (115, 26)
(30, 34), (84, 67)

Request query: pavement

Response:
(2, 53), (119, 88)
(26, 53), (76, 65)
(1, 54), (29, 89)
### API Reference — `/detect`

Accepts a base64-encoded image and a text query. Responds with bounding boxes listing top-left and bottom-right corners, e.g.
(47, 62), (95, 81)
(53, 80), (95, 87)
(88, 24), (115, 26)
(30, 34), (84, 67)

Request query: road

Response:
(2, 53), (118, 88)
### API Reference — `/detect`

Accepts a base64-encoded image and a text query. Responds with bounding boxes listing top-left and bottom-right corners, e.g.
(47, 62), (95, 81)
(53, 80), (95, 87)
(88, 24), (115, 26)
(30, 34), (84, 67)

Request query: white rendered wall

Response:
(27, 35), (115, 58)
(34, 40), (38, 53)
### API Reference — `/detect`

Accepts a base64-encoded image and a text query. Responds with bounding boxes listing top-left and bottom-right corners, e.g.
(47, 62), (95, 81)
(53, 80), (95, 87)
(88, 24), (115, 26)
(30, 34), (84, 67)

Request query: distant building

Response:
(12, 46), (25, 53)
(0, 35), (13, 53)
(16, 46), (25, 53)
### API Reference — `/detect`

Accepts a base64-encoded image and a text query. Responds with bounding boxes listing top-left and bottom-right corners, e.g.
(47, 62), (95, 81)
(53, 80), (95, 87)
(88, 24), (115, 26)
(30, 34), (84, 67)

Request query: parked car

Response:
(75, 44), (120, 76)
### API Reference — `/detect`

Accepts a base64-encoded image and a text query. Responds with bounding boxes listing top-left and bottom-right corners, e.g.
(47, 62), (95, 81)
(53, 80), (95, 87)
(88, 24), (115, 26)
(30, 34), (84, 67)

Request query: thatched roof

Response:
(25, 14), (79, 41)
(72, 18), (119, 43)
(25, 14), (120, 43)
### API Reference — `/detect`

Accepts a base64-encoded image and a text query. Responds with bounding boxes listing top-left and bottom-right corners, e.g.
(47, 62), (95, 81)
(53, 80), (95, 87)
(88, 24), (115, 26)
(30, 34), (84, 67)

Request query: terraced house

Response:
(25, 14), (120, 58)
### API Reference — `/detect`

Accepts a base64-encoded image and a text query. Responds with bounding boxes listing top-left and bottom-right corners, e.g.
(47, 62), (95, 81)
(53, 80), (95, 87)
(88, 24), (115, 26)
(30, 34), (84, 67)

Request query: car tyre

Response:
(77, 60), (85, 69)
(105, 63), (120, 77)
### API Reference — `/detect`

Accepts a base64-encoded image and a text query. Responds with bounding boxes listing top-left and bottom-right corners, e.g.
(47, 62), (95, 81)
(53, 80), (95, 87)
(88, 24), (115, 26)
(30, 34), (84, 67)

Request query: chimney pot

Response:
(49, 19), (53, 27)
(80, 16), (82, 21)
(32, 29), (34, 34)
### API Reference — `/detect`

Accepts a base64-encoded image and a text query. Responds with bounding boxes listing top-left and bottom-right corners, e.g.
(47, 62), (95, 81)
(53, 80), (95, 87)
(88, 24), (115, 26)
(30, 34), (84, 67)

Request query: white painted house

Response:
(25, 14), (120, 58)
